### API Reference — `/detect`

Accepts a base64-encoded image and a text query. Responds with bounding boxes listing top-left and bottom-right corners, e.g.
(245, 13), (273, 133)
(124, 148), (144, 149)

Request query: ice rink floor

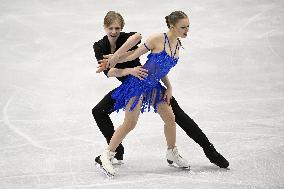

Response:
(0, 0), (284, 188)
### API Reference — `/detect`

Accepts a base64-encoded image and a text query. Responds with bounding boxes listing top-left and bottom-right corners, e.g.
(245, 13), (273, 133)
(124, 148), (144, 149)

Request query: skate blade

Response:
(95, 162), (115, 178)
(167, 159), (190, 170)
(168, 163), (190, 170)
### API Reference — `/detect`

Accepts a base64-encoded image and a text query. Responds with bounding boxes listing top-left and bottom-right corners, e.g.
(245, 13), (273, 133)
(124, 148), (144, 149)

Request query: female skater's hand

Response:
(130, 66), (148, 80)
(163, 88), (172, 105)
(108, 54), (120, 68)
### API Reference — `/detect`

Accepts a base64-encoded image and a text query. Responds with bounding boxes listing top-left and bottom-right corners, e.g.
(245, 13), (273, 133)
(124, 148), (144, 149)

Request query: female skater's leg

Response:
(157, 102), (176, 149)
(92, 89), (124, 160)
(108, 97), (142, 151)
(157, 102), (190, 168)
(98, 96), (142, 177)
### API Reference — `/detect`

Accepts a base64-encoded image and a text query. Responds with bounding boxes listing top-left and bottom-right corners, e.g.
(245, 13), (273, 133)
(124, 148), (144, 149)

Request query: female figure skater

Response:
(96, 11), (191, 177)
(92, 11), (229, 177)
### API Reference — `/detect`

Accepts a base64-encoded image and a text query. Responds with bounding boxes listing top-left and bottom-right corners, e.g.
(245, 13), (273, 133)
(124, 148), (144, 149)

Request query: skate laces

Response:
(170, 147), (179, 156)
(109, 153), (116, 163)
(108, 150), (116, 159)
(172, 147), (187, 163)
(103, 150), (116, 162)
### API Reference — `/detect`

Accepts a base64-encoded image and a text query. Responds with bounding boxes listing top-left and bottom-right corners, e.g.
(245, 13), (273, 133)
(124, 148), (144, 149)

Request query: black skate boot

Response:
(203, 144), (229, 168)
(114, 144), (124, 163)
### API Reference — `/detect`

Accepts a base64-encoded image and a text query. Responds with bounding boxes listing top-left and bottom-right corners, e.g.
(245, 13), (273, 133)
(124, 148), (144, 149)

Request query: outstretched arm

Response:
(106, 33), (142, 68)
(114, 33), (142, 57)
(95, 32), (141, 75)
(113, 34), (158, 65)
(97, 33), (159, 71)
(98, 44), (149, 68)
(115, 45), (148, 64)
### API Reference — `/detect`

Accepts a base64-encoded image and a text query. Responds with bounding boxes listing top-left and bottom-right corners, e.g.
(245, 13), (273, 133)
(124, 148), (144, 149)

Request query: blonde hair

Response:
(104, 11), (125, 29)
(165, 11), (188, 28)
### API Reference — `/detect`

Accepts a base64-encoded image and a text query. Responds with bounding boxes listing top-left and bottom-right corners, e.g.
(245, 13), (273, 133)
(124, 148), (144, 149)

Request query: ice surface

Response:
(0, 0), (284, 188)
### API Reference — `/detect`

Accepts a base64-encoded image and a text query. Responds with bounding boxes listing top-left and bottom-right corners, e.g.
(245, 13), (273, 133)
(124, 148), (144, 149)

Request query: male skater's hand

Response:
(96, 62), (106, 73)
(163, 88), (172, 105)
(96, 54), (114, 73)
(102, 54), (113, 68)
(130, 66), (148, 80)
(100, 53), (119, 68)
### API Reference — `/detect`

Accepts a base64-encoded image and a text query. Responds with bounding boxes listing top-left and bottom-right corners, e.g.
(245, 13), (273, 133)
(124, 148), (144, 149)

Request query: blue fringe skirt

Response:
(111, 76), (166, 113)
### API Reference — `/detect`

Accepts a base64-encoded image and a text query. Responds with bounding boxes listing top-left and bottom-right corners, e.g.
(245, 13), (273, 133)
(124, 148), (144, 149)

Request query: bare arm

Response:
(99, 41), (149, 68)
(114, 33), (142, 56)
(116, 46), (148, 63)
(107, 66), (148, 80)
(106, 33), (142, 68)
(161, 75), (172, 90)
(107, 68), (133, 77)
(97, 33), (160, 71)
(115, 34), (159, 64)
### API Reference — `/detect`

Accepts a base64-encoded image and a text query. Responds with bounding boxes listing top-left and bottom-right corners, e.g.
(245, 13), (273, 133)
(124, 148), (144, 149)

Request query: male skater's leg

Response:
(92, 89), (124, 160)
(170, 96), (229, 168)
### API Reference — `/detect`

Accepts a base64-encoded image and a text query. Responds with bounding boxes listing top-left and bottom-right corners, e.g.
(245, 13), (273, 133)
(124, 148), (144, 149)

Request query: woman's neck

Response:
(166, 31), (178, 46)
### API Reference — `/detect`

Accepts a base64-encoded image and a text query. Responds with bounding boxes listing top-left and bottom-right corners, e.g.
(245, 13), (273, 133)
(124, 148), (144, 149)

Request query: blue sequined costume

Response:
(111, 33), (180, 113)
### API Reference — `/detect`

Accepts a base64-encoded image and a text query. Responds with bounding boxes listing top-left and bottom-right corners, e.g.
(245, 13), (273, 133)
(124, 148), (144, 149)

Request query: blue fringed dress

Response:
(111, 33), (179, 113)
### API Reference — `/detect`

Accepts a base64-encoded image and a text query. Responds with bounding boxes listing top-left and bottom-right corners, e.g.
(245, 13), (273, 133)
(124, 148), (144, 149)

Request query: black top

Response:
(93, 32), (142, 82)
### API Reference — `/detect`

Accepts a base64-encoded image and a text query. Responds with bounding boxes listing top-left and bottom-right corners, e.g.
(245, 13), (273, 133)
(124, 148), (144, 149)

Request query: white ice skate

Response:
(95, 149), (116, 178)
(166, 147), (190, 169)
(95, 155), (123, 166)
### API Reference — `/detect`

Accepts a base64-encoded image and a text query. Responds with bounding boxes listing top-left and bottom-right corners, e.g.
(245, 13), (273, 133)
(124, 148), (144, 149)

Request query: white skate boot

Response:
(95, 155), (124, 166)
(95, 149), (116, 178)
(166, 147), (190, 169)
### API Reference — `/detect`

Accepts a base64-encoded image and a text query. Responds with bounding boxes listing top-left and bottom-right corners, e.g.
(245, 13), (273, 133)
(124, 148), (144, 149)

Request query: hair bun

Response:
(165, 15), (170, 28)
(165, 11), (188, 29)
